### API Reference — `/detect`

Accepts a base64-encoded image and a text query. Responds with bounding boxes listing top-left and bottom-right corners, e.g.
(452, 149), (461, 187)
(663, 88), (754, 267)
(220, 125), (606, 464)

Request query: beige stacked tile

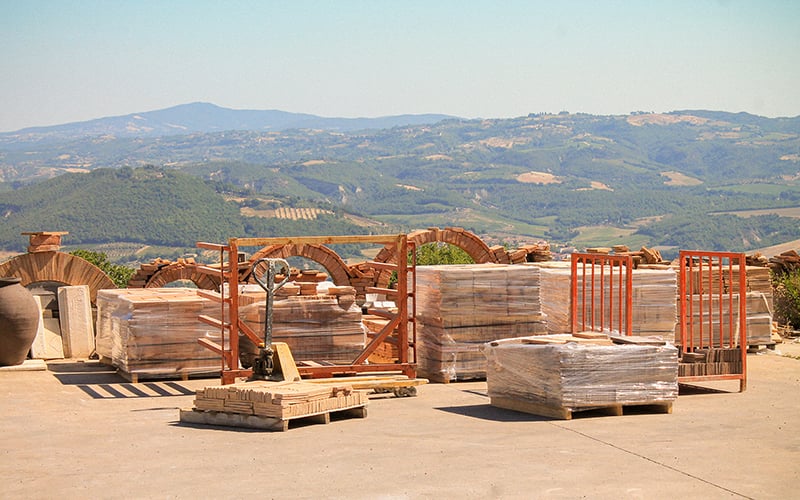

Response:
(415, 264), (546, 382)
(95, 288), (222, 378)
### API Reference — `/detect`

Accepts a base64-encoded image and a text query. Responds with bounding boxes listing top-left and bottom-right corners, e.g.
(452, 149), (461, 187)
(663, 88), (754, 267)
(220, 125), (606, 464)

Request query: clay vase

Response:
(0, 277), (40, 366)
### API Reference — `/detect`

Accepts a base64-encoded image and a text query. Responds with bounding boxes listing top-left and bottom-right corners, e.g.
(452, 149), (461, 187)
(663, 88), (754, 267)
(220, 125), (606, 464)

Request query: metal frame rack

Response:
(678, 250), (747, 392)
(570, 252), (634, 336)
(195, 234), (416, 385)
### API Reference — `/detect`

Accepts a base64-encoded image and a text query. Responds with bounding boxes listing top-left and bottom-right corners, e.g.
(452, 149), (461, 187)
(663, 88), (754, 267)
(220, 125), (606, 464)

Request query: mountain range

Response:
(0, 102), (456, 144)
(1, 104), (800, 260)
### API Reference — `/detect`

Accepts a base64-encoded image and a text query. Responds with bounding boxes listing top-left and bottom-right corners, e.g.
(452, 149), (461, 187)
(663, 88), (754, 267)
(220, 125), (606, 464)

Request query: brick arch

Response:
(0, 252), (116, 303)
(371, 227), (501, 288)
(375, 227), (500, 266)
(248, 243), (352, 286)
(145, 263), (219, 289)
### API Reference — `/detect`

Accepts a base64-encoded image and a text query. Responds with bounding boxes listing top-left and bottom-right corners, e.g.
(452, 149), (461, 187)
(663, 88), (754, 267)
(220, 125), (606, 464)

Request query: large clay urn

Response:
(0, 277), (40, 366)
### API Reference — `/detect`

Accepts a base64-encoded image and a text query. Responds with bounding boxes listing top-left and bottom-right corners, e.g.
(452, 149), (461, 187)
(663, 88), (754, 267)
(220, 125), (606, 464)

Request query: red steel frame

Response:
(196, 234), (416, 385)
(678, 250), (747, 391)
(570, 253), (633, 336)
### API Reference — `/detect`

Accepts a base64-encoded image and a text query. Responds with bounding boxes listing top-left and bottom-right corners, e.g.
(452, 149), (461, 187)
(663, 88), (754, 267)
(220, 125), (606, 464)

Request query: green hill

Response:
(2, 110), (800, 257)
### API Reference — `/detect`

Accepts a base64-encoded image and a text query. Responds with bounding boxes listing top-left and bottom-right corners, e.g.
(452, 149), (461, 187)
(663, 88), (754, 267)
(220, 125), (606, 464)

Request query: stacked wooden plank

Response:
(537, 263), (678, 339)
(483, 337), (678, 419)
(95, 288), (222, 378)
(415, 264), (546, 382)
(183, 380), (368, 431)
(238, 284), (365, 364)
(192, 381), (366, 418)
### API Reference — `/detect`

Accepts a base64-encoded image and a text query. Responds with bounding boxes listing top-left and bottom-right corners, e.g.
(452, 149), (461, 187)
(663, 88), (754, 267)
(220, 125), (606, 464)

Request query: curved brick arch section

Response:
(375, 227), (501, 265)
(145, 263), (219, 290)
(249, 243), (352, 286)
(0, 252), (116, 303)
(371, 227), (503, 288)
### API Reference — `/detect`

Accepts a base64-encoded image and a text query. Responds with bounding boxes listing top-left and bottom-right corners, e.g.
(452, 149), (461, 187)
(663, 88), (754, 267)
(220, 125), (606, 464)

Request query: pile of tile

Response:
(239, 284), (365, 364)
(95, 288), (221, 377)
(192, 380), (366, 419)
(415, 264), (546, 382)
(483, 336), (678, 416)
(537, 263), (678, 339)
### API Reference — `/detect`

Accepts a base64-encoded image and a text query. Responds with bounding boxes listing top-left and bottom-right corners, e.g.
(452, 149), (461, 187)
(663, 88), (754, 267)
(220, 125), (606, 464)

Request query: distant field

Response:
(711, 184), (800, 195)
(571, 225), (651, 249)
(240, 207), (333, 220)
(715, 206), (800, 218)
(661, 171), (703, 186)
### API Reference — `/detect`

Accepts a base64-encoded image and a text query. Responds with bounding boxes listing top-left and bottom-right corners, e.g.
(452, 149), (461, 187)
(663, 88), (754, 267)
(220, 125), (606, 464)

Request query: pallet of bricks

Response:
(95, 288), (222, 382)
(184, 380), (368, 431)
(532, 262), (679, 339)
(680, 264), (773, 347)
(237, 281), (365, 364)
(483, 334), (678, 420)
(414, 264), (546, 383)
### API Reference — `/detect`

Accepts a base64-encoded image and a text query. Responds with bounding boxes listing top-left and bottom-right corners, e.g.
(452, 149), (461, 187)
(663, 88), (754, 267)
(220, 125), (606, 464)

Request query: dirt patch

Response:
(517, 171), (561, 184)
(661, 171), (703, 186)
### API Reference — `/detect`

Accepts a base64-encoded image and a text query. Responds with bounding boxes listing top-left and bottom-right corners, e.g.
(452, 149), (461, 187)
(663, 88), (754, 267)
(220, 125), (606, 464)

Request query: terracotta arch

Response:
(375, 227), (500, 266)
(248, 243), (352, 286)
(145, 263), (219, 289)
(0, 252), (116, 303)
(370, 227), (502, 288)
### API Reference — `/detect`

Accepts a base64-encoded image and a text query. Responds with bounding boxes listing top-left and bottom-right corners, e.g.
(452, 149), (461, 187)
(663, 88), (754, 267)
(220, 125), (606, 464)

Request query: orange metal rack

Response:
(570, 252), (633, 336)
(196, 234), (416, 385)
(678, 250), (747, 392)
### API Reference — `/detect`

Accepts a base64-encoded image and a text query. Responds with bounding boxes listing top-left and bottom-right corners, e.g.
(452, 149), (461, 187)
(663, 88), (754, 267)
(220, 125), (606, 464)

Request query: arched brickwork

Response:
(248, 243), (352, 286)
(145, 263), (219, 289)
(0, 252), (116, 303)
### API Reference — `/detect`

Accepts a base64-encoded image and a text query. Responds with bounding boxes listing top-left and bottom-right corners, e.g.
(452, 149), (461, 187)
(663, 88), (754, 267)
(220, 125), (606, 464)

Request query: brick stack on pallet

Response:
(95, 288), (222, 380)
(238, 284), (365, 364)
(679, 348), (743, 377)
(483, 335), (678, 419)
(415, 264), (546, 382)
(535, 263), (678, 339)
(183, 380), (368, 431)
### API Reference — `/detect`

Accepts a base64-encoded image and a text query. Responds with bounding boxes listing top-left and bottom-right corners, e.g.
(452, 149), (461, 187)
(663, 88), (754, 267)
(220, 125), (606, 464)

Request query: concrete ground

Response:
(2, 341), (800, 500)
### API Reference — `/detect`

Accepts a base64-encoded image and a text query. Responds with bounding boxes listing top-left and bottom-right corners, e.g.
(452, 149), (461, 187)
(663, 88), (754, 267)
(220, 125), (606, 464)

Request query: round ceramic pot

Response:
(0, 277), (40, 366)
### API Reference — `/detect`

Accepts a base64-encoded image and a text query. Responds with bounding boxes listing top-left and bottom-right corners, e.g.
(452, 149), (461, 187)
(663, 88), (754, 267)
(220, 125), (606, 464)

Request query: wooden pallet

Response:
(179, 405), (367, 432)
(490, 396), (673, 420)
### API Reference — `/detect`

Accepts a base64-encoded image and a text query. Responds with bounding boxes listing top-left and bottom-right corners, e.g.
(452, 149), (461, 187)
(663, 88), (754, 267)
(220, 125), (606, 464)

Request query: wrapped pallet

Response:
(537, 264), (678, 339)
(483, 339), (678, 419)
(95, 288), (222, 378)
(238, 285), (365, 364)
(415, 264), (546, 382)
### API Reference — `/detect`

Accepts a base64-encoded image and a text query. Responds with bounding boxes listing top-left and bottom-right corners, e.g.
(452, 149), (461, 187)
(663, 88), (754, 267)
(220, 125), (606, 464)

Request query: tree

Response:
(70, 249), (135, 288)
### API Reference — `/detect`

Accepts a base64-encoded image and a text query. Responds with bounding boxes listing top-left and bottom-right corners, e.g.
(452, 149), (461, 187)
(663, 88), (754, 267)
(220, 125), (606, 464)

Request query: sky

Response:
(1, 0), (799, 132)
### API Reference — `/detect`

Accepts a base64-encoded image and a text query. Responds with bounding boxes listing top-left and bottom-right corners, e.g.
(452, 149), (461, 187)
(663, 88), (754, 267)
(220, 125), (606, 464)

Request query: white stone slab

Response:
(57, 285), (95, 358)
(29, 296), (64, 360)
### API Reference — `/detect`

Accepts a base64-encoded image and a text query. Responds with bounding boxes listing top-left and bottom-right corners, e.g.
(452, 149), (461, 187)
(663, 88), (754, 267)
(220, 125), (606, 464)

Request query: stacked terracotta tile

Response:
(536, 263), (678, 339)
(483, 339), (678, 411)
(415, 264), (546, 382)
(95, 288), (222, 377)
(238, 284), (365, 364)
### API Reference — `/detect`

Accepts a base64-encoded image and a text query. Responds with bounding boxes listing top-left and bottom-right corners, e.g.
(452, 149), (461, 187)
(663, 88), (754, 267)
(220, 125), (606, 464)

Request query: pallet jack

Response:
(247, 257), (301, 382)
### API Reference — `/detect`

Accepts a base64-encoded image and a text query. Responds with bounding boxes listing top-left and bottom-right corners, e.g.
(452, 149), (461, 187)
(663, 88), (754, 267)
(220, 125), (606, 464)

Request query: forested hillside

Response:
(2, 109), (799, 257)
(0, 166), (367, 254)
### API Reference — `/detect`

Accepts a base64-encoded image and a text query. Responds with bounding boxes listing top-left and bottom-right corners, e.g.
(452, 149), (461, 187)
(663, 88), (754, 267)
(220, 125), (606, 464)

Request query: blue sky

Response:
(1, 0), (798, 132)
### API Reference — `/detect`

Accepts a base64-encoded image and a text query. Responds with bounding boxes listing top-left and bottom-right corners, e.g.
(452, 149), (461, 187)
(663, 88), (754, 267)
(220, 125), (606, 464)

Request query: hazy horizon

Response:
(2, 0), (799, 132)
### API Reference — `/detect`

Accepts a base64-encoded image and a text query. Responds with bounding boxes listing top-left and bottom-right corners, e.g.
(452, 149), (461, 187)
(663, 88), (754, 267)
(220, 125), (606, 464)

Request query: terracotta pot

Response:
(0, 277), (40, 366)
